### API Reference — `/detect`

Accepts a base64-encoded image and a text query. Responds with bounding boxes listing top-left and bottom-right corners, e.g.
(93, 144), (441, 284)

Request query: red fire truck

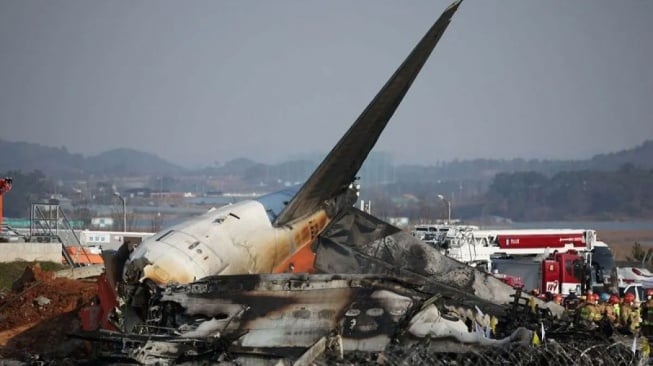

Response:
(540, 251), (586, 295)
(493, 250), (586, 296)
(495, 230), (588, 251)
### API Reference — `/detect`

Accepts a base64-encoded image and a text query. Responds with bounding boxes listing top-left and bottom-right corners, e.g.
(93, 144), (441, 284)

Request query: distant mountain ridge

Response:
(390, 140), (653, 183)
(1, 138), (652, 180)
(0, 139), (184, 177)
(586, 140), (653, 170)
(86, 148), (186, 176)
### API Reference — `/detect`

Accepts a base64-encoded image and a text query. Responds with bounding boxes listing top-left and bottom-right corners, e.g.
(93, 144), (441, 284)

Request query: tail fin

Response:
(274, 0), (463, 226)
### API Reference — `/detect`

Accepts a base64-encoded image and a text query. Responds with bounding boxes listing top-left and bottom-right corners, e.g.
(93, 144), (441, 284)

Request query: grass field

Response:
(597, 229), (653, 262)
(0, 261), (65, 291)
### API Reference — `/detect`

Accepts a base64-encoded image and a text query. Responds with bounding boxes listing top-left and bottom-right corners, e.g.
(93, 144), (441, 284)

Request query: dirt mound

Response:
(0, 263), (98, 359)
(10, 261), (55, 292)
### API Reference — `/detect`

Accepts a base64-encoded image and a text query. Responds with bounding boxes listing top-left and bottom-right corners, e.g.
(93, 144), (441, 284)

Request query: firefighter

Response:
(621, 293), (640, 334)
(553, 294), (563, 305)
(631, 300), (642, 333)
(606, 294), (621, 326)
(579, 293), (600, 326)
(590, 293), (604, 323)
(531, 288), (540, 297)
(598, 293), (610, 318)
(641, 288), (653, 339)
(564, 289), (580, 311)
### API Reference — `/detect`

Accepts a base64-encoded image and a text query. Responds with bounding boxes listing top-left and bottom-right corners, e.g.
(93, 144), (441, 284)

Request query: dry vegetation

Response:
(0, 261), (65, 290)
(597, 229), (653, 262)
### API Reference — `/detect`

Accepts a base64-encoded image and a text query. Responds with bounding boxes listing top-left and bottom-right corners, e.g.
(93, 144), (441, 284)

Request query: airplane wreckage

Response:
(74, 1), (643, 365)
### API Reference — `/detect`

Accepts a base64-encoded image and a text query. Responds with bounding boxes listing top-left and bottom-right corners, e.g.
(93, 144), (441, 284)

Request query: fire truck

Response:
(490, 251), (584, 295)
(493, 250), (642, 301)
(427, 227), (615, 296)
(439, 228), (613, 274)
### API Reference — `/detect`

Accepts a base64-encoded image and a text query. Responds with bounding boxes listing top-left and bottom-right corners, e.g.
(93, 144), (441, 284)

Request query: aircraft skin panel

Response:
(125, 200), (269, 285)
(123, 199), (331, 286)
(273, 0), (462, 227)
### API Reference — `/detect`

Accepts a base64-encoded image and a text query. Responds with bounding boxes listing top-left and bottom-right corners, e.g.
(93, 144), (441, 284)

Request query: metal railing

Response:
(30, 202), (90, 266)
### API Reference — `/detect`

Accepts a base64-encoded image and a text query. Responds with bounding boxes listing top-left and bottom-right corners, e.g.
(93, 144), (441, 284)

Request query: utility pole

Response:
(114, 192), (127, 232)
(437, 194), (451, 223)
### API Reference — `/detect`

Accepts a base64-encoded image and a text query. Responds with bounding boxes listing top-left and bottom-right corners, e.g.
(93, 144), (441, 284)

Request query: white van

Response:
(619, 283), (645, 303)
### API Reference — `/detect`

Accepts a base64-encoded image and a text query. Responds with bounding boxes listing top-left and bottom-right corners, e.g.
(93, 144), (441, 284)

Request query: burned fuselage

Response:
(101, 272), (538, 365)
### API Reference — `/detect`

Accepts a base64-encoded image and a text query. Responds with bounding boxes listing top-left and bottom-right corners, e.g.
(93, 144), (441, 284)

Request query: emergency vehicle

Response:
(440, 228), (613, 273)
(492, 250), (585, 295)
(411, 223), (478, 246)
(612, 266), (653, 288)
(493, 249), (631, 300)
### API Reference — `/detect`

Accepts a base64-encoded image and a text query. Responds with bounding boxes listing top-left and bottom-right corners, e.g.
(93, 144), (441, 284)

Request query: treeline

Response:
(484, 164), (653, 221)
(3, 138), (653, 183)
(4, 164), (653, 223)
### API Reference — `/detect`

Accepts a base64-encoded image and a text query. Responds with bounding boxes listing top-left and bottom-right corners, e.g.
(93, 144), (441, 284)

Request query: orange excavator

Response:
(0, 177), (12, 228)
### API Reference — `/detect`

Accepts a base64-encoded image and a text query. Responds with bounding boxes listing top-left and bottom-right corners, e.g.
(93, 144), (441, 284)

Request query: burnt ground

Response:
(0, 263), (97, 360)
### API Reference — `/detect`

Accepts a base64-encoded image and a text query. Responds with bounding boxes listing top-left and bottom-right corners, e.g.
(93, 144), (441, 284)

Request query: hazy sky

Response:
(1, 0), (652, 168)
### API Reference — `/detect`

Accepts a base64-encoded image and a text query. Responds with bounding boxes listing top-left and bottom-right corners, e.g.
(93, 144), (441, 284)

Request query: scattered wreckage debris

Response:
(72, 272), (646, 365)
(354, 337), (639, 366)
(76, 273), (536, 364)
(312, 209), (564, 317)
(54, 263), (105, 280)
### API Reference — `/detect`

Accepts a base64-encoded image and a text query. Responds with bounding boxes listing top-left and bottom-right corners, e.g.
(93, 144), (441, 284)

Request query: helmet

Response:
(600, 293), (610, 302)
(609, 295), (620, 304)
(553, 294), (563, 304)
(591, 293), (600, 303)
(624, 293), (636, 303)
(531, 288), (540, 296)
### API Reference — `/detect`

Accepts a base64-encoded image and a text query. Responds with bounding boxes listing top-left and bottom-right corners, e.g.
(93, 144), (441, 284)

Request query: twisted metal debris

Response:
(331, 339), (639, 366)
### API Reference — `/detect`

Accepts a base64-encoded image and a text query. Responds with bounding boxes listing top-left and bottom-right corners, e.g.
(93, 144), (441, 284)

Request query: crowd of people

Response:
(531, 287), (653, 338)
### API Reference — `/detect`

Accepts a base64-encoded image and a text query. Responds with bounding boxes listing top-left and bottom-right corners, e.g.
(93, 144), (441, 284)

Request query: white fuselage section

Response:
(124, 198), (329, 286)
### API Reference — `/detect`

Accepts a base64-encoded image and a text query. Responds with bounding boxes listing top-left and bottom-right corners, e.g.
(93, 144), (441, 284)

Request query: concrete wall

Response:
(0, 243), (62, 263)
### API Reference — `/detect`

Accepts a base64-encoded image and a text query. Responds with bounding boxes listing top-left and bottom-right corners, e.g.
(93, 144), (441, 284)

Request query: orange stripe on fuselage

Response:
(272, 210), (329, 273)
(272, 241), (317, 273)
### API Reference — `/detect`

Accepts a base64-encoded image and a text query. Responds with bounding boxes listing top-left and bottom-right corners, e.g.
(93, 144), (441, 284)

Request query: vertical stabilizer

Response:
(274, 1), (463, 226)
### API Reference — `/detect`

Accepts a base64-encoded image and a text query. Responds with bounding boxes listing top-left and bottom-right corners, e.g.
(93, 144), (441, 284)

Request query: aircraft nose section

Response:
(123, 245), (199, 286)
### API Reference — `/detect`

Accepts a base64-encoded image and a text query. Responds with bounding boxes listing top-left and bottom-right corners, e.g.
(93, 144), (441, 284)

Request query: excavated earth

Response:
(0, 264), (97, 361)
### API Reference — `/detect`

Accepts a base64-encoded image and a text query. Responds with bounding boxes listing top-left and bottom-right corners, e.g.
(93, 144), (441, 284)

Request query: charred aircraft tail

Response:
(273, 0), (463, 227)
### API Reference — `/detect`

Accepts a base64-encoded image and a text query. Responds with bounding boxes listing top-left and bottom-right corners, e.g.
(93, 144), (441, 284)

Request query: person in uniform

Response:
(590, 293), (604, 323)
(641, 289), (653, 339)
(564, 289), (580, 311)
(605, 294), (621, 327)
(553, 294), (563, 306)
(621, 293), (639, 335)
(578, 293), (600, 327)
